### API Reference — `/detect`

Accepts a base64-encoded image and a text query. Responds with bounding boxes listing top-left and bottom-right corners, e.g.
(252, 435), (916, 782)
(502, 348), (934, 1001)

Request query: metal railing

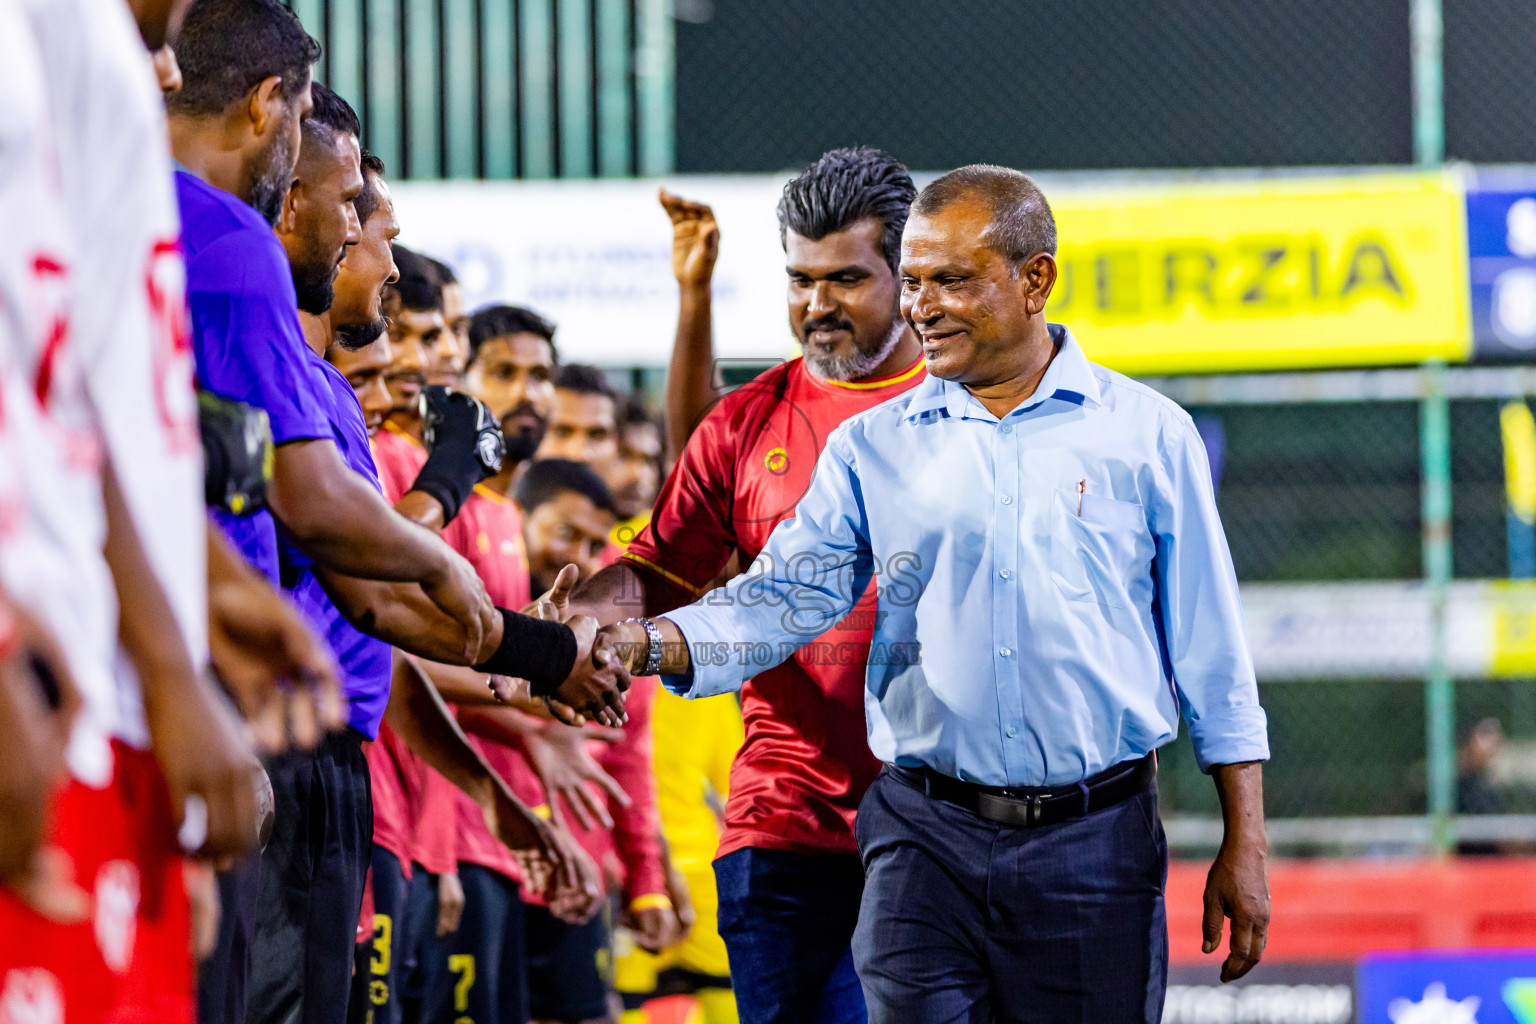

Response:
(287, 0), (673, 179)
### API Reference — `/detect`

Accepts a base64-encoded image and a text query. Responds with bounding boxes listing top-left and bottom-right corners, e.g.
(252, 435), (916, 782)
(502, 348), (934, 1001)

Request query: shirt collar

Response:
(903, 323), (1101, 423)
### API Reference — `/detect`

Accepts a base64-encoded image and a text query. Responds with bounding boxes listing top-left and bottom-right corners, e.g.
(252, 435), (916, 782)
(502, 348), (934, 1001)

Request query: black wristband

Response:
(405, 475), (463, 528)
(473, 607), (579, 697)
(408, 454), (479, 525)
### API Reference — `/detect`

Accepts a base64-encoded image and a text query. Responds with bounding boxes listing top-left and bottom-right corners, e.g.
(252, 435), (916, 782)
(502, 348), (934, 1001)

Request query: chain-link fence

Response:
(1176, 399), (1508, 583)
(286, 0), (1536, 180)
(1444, 0), (1536, 162)
(675, 0), (1414, 174)
(1141, 372), (1536, 854)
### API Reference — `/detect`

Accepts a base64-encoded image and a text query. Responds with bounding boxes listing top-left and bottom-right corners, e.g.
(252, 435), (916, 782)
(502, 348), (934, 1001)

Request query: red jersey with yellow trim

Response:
(364, 428), (430, 875)
(624, 354), (925, 859)
(402, 737), (457, 875)
(445, 484), (536, 879)
(371, 420), (425, 505)
(364, 723), (414, 876)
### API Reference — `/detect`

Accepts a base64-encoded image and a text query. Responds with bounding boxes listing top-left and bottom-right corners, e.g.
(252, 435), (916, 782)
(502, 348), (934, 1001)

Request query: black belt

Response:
(891, 752), (1157, 829)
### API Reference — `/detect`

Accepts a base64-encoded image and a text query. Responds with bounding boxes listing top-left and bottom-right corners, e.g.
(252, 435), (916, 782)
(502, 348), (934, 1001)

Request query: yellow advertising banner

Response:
(1045, 171), (1471, 375)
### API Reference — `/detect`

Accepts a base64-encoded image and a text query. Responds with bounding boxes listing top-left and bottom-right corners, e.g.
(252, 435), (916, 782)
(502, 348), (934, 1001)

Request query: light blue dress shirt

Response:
(662, 324), (1268, 787)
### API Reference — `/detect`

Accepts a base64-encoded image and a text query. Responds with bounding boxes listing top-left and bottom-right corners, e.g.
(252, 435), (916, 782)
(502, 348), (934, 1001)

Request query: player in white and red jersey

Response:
(0, 5), (129, 1023)
(26, 0), (206, 759)
(9, 2), (268, 1022)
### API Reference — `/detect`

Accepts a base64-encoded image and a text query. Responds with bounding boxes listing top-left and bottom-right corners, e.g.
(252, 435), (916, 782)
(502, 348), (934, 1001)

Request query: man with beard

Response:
(168, 0), (504, 666)
(566, 148), (925, 1024)
(170, 19), (623, 1017)
(276, 83), (363, 321)
(264, 93), (616, 1024)
(462, 305), (559, 468)
(598, 165), (1272, 1024)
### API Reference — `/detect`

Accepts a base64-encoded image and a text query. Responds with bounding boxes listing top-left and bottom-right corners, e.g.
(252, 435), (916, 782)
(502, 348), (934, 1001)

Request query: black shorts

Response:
(248, 729), (373, 1024)
(349, 847), (408, 1024)
(418, 863), (527, 1024)
(525, 899), (613, 1022)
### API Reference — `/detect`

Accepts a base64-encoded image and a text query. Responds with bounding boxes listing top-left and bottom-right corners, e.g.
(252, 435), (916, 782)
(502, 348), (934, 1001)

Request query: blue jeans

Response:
(714, 847), (867, 1024)
(852, 766), (1169, 1024)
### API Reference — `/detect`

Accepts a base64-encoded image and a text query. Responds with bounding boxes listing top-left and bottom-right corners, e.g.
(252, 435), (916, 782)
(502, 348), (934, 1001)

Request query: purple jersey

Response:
(280, 355), (393, 738)
(175, 169), (331, 585)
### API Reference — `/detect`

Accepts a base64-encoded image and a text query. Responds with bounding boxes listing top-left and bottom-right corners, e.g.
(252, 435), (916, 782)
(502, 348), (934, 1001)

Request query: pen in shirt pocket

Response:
(1077, 478), (1085, 516)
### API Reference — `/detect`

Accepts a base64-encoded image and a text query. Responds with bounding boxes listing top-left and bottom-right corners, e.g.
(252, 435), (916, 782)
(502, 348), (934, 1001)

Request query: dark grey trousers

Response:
(851, 766), (1169, 1024)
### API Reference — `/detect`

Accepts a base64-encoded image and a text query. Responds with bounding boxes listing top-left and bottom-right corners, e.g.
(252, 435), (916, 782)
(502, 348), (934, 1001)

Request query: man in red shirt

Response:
(569, 148), (923, 1024)
(321, 177), (602, 1024)
(388, 302), (618, 1024)
(508, 459), (675, 1024)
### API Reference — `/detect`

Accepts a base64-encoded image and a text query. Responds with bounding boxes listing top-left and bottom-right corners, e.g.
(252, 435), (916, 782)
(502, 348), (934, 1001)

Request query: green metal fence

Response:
(1147, 366), (1536, 856)
(287, 0), (673, 179)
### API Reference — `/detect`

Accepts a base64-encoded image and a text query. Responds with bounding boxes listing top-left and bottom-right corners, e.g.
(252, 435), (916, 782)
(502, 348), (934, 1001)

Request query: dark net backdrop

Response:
(1444, 0), (1536, 162)
(675, 0), (1415, 174)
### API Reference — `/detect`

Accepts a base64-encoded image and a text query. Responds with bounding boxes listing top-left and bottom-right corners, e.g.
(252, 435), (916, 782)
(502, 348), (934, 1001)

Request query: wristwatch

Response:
(622, 617), (664, 676)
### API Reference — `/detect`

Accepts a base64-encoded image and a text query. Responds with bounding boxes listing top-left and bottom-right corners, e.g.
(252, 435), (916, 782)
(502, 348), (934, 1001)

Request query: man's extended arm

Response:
(270, 438), (494, 657)
(413, 660), (516, 707)
(601, 428), (874, 694)
(318, 569), (629, 725)
(1150, 414), (1271, 982)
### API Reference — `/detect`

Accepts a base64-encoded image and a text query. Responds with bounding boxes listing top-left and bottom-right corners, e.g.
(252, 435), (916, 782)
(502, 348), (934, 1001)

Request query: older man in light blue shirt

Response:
(602, 165), (1270, 1024)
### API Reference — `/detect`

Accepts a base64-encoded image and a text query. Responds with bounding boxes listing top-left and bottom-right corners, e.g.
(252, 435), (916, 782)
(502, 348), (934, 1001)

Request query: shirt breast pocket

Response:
(1049, 487), (1148, 609)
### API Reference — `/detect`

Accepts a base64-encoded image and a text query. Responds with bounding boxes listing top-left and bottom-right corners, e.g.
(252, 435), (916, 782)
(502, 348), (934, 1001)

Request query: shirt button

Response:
(999, 424), (1013, 435)
(1006, 726), (1019, 738)
(998, 568), (1012, 580)
(1001, 495), (1013, 506)
(999, 646), (1012, 657)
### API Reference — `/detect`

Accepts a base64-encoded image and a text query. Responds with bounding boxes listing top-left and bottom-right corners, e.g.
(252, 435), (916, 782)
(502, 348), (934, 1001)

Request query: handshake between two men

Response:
(497, 562), (634, 729)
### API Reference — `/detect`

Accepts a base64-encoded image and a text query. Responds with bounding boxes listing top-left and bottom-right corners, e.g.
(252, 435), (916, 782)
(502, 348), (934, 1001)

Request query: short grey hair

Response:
(911, 165), (1057, 270)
